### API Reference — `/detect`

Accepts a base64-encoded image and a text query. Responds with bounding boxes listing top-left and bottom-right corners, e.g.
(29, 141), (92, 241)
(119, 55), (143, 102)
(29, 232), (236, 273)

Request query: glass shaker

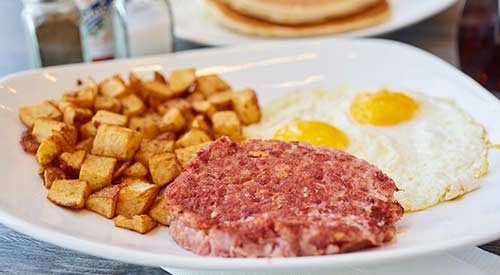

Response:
(113, 0), (174, 58)
(21, 0), (83, 67)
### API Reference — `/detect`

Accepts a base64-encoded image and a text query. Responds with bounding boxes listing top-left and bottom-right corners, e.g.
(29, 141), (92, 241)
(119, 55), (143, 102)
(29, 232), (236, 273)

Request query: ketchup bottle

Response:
(458, 0), (500, 94)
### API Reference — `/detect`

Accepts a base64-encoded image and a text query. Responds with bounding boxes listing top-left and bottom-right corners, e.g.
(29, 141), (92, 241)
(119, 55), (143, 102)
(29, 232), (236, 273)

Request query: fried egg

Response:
(244, 88), (489, 211)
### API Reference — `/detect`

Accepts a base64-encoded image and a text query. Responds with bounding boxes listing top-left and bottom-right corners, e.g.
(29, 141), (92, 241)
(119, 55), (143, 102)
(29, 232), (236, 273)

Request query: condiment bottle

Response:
(113, 0), (174, 58)
(21, 0), (83, 67)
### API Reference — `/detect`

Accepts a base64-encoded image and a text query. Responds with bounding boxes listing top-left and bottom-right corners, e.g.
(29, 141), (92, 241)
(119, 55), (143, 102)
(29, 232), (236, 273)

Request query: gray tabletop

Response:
(0, 1), (499, 274)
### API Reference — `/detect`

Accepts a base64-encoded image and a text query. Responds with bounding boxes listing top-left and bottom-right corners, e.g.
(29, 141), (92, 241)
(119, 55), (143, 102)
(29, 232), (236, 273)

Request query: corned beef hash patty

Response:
(165, 137), (403, 257)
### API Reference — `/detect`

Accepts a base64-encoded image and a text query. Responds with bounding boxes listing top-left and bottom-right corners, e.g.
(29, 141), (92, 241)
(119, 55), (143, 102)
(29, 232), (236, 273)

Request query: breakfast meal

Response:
(204, 0), (391, 37)
(18, 68), (262, 234)
(245, 88), (491, 211)
(165, 137), (403, 257)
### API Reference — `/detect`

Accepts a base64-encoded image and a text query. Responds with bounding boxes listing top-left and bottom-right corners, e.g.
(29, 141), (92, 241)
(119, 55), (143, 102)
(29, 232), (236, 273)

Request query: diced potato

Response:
(63, 106), (93, 125)
(153, 71), (167, 84)
(76, 137), (94, 153)
(120, 94), (145, 117)
(42, 166), (66, 189)
(80, 121), (97, 139)
(192, 101), (216, 117)
(61, 85), (97, 109)
(186, 91), (205, 103)
(142, 80), (176, 100)
(36, 139), (61, 166)
(175, 128), (211, 148)
(20, 130), (40, 154)
(94, 95), (122, 113)
(169, 68), (196, 93)
(128, 115), (160, 140)
(32, 119), (77, 144)
(231, 89), (261, 124)
(211, 111), (242, 141)
(114, 214), (157, 234)
(208, 91), (233, 110)
(129, 73), (144, 96)
(149, 191), (171, 226)
(19, 101), (62, 128)
(58, 150), (86, 176)
(113, 161), (131, 179)
(47, 179), (91, 209)
(156, 98), (193, 116)
(134, 138), (174, 167)
(92, 110), (128, 127)
(92, 125), (143, 161)
(99, 75), (128, 98)
(195, 74), (231, 97)
(79, 154), (117, 191)
(175, 142), (210, 168)
(123, 162), (148, 178)
(116, 180), (159, 217)
(160, 108), (186, 132)
(149, 152), (182, 187)
(86, 185), (120, 218)
(190, 115), (210, 133)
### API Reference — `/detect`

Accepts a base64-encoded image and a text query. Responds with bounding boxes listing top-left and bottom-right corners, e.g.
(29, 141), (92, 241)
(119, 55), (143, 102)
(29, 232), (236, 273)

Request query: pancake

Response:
(205, 0), (391, 38)
(218, 0), (381, 24)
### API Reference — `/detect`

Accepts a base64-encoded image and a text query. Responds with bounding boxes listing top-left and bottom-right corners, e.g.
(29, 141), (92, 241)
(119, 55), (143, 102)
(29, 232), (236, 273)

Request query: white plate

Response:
(0, 39), (499, 272)
(171, 0), (458, 45)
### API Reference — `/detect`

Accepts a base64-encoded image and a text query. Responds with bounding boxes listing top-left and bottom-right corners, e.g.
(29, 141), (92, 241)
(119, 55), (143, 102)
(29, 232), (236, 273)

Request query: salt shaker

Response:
(113, 0), (174, 58)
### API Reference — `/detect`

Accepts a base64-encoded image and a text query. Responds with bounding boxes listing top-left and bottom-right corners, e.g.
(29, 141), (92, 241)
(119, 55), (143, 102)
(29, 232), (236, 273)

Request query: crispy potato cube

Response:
(47, 179), (91, 209)
(32, 119), (77, 143)
(143, 80), (176, 100)
(149, 191), (171, 226)
(154, 71), (167, 84)
(113, 161), (131, 179)
(186, 91), (205, 103)
(80, 121), (97, 139)
(99, 75), (128, 98)
(63, 106), (93, 125)
(129, 73), (144, 96)
(19, 101), (62, 128)
(195, 74), (231, 97)
(192, 100), (216, 117)
(76, 137), (94, 153)
(116, 180), (159, 217)
(36, 139), (61, 166)
(114, 214), (157, 234)
(42, 166), (66, 189)
(190, 115), (210, 132)
(160, 108), (186, 132)
(128, 115), (160, 140)
(92, 110), (128, 127)
(123, 162), (148, 178)
(94, 95), (122, 113)
(92, 125), (143, 160)
(120, 94), (145, 117)
(79, 154), (117, 191)
(175, 128), (211, 148)
(149, 152), (182, 187)
(170, 68), (196, 93)
(232, 89), (261, 124)
(134, 138), (174, 166)
(211, 111), (242, 141)
(86, 185), (120, 218)
(208, 91), (233, 110)
(20, 130), (40, 154)
(175, 142), (210, 168)
(61, 85), (97, 109)
(59, 150), (86, 176)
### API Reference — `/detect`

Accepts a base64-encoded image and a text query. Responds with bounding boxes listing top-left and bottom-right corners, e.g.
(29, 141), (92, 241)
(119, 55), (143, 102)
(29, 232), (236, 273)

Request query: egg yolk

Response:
(273, 120), (349, 150)
(350, 89), (419, 126)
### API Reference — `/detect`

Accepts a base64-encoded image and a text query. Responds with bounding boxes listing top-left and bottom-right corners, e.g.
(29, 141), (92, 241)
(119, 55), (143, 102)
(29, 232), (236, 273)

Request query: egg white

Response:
(244, 88), (489, 211)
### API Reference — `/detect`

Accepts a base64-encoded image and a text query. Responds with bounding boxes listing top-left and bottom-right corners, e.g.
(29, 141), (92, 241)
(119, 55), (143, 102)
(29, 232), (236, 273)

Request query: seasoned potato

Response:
(113, 161), (131, 179)
(192, 100), (216, 117)
(190, 115), (210, 133)
(36, 139), (61, 166)
(116, 180), (159, 217)
(92, 125), (143, 161)
(160, 108), (186, 132)
(175, 142), (210, 168)
(154, 71), (167, 84)
(186, 91), (205, 103)
(128, 115), (160, 140)
(80, 121), (97, 139)
(149, 152), (182, 187)
(32, 119), (77, 144)
(169, 68), (196, 93)
(99, 75), (128, 98)
(134, 138), (174, 167)
(195, 74), (231, 97)
(19, 101), (62, 128)
(63, 106), (93, 125)
(61, 85), (97, 109)
(58, 150), (86, 176)
(123, 162), (148, 178)
(149, 190), (171, 226)
(142, 80), (175, 100)
(42, 166), (67, 189)
(75, 137), (94, 153)
(129, 73), (144, 96)
(120, 94), (145, 117)
(232, 89), (261, 124)
(211, 111), (242, 141)
(79, 154), (117, 191)
(208, 91), (233, 110)
(92, 110), (128, 127)
(20, 130), (40, 154)
(94, 95), (122, 113)
(114, 214), (157, 234)
(86, 185), (120, 218)
(47, 179), (91, 209)
(175, 128), (211, 148)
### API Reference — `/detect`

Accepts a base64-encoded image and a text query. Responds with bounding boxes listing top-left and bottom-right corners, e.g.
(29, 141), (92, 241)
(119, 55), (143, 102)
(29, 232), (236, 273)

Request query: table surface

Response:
(1, 1), (499, 274)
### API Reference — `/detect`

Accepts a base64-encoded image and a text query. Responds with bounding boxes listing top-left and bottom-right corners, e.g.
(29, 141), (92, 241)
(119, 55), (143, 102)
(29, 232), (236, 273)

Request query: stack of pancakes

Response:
(205, 0), (391, 37)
